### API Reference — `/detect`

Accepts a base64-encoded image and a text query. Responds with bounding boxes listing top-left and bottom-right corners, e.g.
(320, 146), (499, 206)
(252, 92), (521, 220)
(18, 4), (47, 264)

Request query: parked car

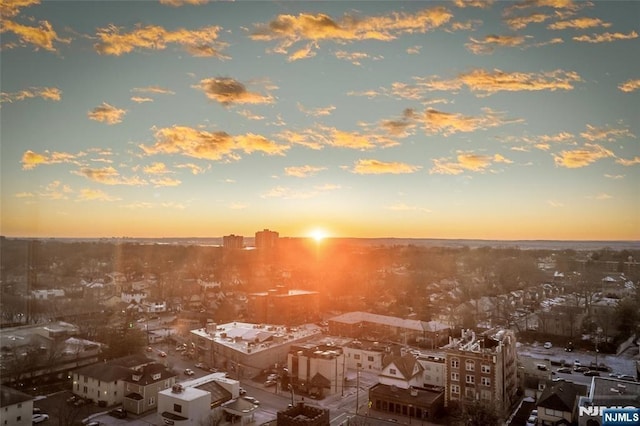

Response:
(85, 422), (101, 426)
(618, 375), (637, 382)
(583, 370), (600, 376)
(32, 414), (49, 424)
(543, 342), (552, 349)
(557, 367), (572, 374)
(184, 368), (195, 376)
(264, 379), (277, 387)
(195, 362), (207, 369)
(525, 415), (537, 426)
(243, 396), (260, 405)
(158, 351), (167, 357)
(108, 408), (127, 419)
(239, 387), (247, 395)
(574, 366), (589, 373)
(146, 346), (153, 352)
(267, 373), (278, 381)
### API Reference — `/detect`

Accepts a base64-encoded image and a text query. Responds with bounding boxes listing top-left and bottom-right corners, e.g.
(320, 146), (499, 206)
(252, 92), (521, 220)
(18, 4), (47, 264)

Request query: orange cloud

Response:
(334, 50), (383, 66)
(131, 96), (153, 103)
(618, 78), (640, 93)
(297, 103), (336, 117)
(142, 126), (287, 161)
(1, 86), (61, 103)
(175, 163), (209, 175)
(615, 156), (640, 166)
(250, 7), (453, 58)
(193, 77), (274, 106)
(430, 152), (512, 174)
(88, 102), (126, 125)
(351, 159), (421, 175)
(21, 150), (83, 170)
(150, 177), (182, 187)
(1, 0), (40, 18)
(285, 165), (327, 177)
(548, 17), (611, 30)
(143, 162), (172, 175)
(505, 13), (551, 30)
(131, 86), (175, 95)
(553, 143), (615, 168)
(573, 31), (638, 43)
(458, 68), (582, 95)
(94, 24), (227, 57)
(505, 0), (581, 15)
(159, 0), (209, 6)
(466, 34), (528, 54)
(77, 188), (120, 201)
(580, 124), (635, 142)
(420, 107), (522, 136)
(453, 0), (494, 8)
(72, 167), (146, 185)
(1, 19), (69, 51)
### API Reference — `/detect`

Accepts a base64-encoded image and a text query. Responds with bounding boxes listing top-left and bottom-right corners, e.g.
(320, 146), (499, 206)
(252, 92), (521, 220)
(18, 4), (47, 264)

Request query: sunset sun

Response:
(310, 228), (328, 242)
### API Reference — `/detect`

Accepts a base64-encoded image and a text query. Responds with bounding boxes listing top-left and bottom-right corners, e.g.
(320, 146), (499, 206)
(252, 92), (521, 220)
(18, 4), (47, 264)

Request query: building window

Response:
(465, 388), (475, 399)
(451, 358), (459, 368)
(149, 396), (155, 405)
(481, 364), (491, 373)
(481, 377), (491, 387)
(451, 385), (460, 394)
(389, 368), (396, 375)
(17, 417), (21, 422)
(354, 354), (360, 360)
(451, 372), (459, 381)
(368, 356), (374, 362)
(481, 390), (491, 400)
(465, 375), (475, 384)
(83, 386), (88, 394)
(84, 377), (88, 383)
(174, 404), (182, 413)
(465, 360), (475, 371)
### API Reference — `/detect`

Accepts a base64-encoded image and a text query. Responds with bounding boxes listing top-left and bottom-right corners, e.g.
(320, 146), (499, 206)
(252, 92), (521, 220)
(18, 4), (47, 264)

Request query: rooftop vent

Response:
(171, 384), (184, 393)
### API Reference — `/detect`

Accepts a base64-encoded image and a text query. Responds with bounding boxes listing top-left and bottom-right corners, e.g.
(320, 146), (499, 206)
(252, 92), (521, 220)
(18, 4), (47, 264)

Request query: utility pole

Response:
(355, 367), (360, 415)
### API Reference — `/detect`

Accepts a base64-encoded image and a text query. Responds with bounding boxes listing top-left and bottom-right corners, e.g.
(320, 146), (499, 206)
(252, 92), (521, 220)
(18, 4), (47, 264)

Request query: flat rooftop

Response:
(191, 322), (322, 355)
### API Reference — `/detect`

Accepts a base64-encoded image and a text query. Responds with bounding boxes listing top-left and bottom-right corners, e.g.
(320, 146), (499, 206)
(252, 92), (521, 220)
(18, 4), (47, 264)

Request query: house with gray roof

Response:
(536, 379), (587, 426)
(0, 385), (33, 426)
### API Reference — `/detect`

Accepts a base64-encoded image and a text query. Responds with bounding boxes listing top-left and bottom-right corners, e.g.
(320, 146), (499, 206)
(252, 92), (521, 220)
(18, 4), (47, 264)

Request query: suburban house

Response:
(72, 355), (155, 407)
(536, 379), (587, 426)
(0, 385), (33, 426)
(123, 362), (177, 415)
(379, 354), (424, 389)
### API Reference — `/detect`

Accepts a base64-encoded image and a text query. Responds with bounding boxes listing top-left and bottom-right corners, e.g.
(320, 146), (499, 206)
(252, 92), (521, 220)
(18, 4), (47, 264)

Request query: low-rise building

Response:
(288, 343), (345, 399)
(158, 373), (239, 425)
(536, 379), (587, 426)
(190, 322), (322, 379)
(123, 363), (177, 415)
(577, 376), (640, 426)
(247, 287), (320, 326)
(379, 354), (424, 389)
(0, 385), (33, 426)
(72, 355), (156, 407)
(369, 384), (444, 422)
(343, 340), (390, 373)
(277, 402), (330, 426)
(416, 354), (446, 388)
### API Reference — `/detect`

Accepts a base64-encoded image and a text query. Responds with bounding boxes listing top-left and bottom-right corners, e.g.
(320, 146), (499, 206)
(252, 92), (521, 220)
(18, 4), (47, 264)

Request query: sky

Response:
(1, 0), (639, 241)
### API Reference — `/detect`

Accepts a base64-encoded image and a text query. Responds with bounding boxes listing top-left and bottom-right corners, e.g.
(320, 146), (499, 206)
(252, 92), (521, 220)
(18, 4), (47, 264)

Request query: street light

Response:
(288, 384), (295, 407)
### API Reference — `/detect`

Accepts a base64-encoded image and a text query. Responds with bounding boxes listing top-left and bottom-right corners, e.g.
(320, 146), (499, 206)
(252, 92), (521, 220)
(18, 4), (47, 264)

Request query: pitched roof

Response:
(75, 362), (131, 382)
(537, 380), (587, 412)
(128, 363), (176, 385)
(383, 354), (424, 380)
(0, 386), (32, 408)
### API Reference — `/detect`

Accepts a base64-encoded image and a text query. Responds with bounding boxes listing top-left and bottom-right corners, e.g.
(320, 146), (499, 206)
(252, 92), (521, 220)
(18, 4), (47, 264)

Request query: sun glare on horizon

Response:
(310, 228), (328, 242)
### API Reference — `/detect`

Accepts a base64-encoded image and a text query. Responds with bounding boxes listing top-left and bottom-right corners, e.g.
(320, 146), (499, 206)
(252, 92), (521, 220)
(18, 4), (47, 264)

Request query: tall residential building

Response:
(443, 329), (518, 415)
(255, 229), (279, 249)
(223, 234), (244, 249)
(247, 286), (320, 326)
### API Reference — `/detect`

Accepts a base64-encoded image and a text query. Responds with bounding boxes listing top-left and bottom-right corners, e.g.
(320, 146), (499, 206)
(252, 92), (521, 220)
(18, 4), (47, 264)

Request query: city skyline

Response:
(1, 0), (639, 241)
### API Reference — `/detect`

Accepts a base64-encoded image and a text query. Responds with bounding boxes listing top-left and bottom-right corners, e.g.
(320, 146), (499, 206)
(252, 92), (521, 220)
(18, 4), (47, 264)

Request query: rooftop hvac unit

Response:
(171, 384), (184, 393)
